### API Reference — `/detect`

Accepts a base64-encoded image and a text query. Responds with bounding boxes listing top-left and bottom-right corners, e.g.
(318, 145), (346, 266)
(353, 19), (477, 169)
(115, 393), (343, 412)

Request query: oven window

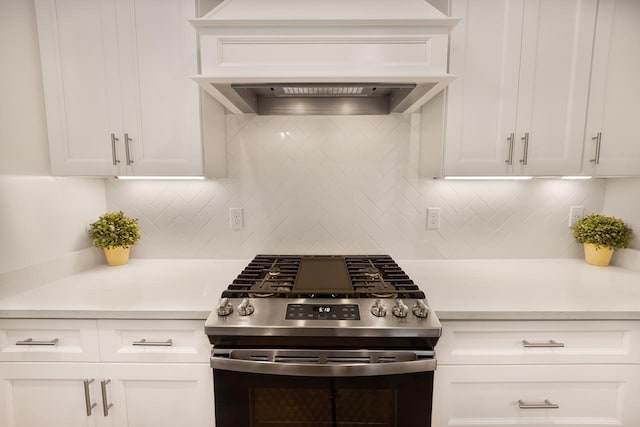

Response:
(213, 370), (433, 427)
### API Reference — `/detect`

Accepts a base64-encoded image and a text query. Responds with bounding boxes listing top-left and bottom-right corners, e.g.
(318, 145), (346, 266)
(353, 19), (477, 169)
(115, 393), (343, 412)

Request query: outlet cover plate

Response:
(569, 206), (584, 228)
(427, 207), (441, 230)
(230, 208), (243, 230)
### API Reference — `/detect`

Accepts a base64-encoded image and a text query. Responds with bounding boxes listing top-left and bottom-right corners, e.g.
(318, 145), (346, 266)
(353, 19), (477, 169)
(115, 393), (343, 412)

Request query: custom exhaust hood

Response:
(191, 0), (458, 115)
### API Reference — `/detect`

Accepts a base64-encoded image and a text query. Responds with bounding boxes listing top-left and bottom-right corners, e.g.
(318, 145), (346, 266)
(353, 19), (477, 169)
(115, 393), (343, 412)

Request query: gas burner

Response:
(267, 268), (282, 277)
(370, 292), (398, 299)
(249, 292), (275, 298)
(360, 266), (381, 278)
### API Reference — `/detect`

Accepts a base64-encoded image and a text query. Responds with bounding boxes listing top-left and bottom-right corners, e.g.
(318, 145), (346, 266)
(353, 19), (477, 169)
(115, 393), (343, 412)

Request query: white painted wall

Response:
(0, 177), (107, 273)
(0, 0), (108, 274)
(106, 114), (607, 259)
(0, 0), (51, 175)
(604, 178), (640, 250)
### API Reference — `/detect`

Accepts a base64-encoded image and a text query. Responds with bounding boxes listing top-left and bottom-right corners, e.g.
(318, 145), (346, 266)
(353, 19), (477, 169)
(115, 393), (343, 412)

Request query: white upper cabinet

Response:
(583, 0), (640, 176)
(444, 0), (597, 176)
(35, 0), (203, 176)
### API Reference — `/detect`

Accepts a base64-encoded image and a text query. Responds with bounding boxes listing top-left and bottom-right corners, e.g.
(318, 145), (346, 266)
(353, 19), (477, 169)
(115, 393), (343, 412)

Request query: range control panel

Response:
(286, 304), (361, 320)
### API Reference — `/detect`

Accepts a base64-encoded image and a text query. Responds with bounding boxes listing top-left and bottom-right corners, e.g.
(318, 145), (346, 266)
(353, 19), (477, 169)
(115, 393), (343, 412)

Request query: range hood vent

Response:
(191, 0), (458, 115)
(228, 83), (436, 115)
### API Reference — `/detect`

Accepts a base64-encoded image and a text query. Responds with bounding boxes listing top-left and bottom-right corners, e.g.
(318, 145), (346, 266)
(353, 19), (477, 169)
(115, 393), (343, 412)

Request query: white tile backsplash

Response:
(106, 115), (606, 259)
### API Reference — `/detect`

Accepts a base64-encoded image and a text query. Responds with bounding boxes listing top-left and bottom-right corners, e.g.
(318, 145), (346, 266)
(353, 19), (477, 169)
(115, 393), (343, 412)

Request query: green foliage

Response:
(573, 214), (632, 249)
(88, 211), (140, 248)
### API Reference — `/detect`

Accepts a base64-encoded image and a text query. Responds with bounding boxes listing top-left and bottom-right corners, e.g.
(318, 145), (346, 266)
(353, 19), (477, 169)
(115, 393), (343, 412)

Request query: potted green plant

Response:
(573, 214), (633, 266)
(88, 211), (141, 266)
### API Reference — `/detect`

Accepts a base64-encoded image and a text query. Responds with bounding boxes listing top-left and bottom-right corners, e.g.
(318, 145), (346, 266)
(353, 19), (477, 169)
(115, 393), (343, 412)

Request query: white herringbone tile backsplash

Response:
(106, 114), (606, 259)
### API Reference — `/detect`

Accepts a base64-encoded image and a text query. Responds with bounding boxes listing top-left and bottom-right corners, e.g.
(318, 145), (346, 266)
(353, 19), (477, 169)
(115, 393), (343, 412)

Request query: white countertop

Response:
(1, 258), (639, 320)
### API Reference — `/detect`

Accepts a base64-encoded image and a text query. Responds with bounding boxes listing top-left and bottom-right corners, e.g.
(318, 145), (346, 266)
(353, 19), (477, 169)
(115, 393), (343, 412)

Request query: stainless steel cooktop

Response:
(205, 255), (441, 348)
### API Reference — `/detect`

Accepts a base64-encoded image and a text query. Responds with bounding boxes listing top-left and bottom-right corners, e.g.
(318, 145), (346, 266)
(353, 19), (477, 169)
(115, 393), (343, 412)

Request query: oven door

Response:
(211, 349), (436, 427)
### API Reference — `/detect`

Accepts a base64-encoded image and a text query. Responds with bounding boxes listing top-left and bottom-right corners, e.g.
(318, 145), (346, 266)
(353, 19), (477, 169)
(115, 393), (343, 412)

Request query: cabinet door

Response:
(0, 363), (103, 427)
(34, 0), (124, 176)
(445, 0), (597, 177)
(116, 0), (203, 176)
(515, 0), (597, 175)
(584, 0), (640, 176)
(101, 363), (214, 427)
(433, 364), (640, 427)
(444, 0), (523, 176)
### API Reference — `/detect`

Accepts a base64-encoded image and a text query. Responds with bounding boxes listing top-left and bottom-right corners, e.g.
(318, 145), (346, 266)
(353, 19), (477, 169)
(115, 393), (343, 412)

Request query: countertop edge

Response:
(2, 309), (639, 321)
(0, 309), (211, 320)
(435, 311), (640, 321)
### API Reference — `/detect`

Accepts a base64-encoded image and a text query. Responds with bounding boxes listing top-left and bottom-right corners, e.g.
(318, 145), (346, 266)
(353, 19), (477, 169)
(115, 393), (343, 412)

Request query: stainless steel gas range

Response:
(205, 255), (441, 427)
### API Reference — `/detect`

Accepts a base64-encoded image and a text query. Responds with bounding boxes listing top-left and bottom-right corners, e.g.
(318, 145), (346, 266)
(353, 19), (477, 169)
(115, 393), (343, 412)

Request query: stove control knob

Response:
(216, 298), (234, 316)
(237, 298), (255, 316)
(370, 299), (387, 317)
(412, 300), (429, 318)
(392, 299), (409, 318)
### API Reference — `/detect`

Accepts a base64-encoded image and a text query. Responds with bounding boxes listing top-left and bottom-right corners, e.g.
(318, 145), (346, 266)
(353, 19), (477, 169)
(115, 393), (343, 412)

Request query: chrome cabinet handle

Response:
(590, 132), (602, 165)
(110, 133), (120, 166)
(101, 379), (113, 416)
(520, 132), (529, 165)
(518, 399), (559, 409)
(522, 339), (565, 348)
(15, 337), (59, 346)
(124, 133), (134, 165)
(83, 379), (97, 416)
(132, 338), (173, 347)
(505, 133), (515, 165)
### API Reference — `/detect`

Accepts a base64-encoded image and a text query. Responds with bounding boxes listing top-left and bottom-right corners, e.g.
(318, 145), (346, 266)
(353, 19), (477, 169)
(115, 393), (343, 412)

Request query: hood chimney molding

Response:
(191, 0), (459, 115)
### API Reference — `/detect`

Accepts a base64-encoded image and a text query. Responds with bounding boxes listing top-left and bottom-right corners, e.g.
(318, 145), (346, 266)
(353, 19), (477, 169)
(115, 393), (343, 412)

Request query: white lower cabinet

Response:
(0, 319), (215, 427)
(101, 364), (214, 427)
(0, 363), (102, 427)
(433, 364), (640, 426)
(0, 363), (213, 427)
(433, 320), (640, 427)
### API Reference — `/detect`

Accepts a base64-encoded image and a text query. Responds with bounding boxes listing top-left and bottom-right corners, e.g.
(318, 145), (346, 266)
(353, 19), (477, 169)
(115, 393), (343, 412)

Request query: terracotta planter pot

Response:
(583, 243), (614, 266)
(103, 246), (131, 266)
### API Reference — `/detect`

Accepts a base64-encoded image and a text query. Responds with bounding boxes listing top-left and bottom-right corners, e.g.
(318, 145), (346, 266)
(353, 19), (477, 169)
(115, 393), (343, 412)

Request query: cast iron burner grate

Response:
(220, 255), (425, 299)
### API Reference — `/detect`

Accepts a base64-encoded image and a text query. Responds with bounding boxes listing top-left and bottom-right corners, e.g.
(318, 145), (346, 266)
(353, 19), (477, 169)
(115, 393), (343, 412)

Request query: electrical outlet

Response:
(568, 206), (584, 228)
(230, 208), (243, 230)
(427, 207), (440, 230)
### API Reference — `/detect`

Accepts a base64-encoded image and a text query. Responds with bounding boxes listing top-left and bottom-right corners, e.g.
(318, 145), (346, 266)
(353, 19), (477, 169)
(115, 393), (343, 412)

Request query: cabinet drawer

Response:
(437, 320), (640, 365)
(433, 364), (640, 427)
(97, 320), (210, 363)
(0, 319), (100, 362)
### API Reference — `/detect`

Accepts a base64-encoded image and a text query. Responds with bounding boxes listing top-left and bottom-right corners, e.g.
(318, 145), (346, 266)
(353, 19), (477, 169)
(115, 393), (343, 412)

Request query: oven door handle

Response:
(211, 351), (436, 377)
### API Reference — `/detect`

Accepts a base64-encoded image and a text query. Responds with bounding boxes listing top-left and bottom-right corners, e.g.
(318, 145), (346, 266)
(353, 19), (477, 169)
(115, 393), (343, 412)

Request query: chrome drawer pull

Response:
(505, 133), (515, 165)
(522, 339), (564, 348)
(590, 132), (602, 165)
(110, 133), (120, 165)
(15, 337), (59, 346)
(124, 133), (134, 165)
(520, 132), (529, 165)
(518, 399), (559, 409)
(132, 338), (173, 347)
(101, 379), (113, 416)
(83, 379), (97, 416)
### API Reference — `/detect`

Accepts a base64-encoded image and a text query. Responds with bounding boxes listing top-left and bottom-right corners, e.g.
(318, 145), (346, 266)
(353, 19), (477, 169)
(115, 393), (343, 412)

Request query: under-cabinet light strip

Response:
(115, 176), (206, 180)
(444, 176), (533, 180)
